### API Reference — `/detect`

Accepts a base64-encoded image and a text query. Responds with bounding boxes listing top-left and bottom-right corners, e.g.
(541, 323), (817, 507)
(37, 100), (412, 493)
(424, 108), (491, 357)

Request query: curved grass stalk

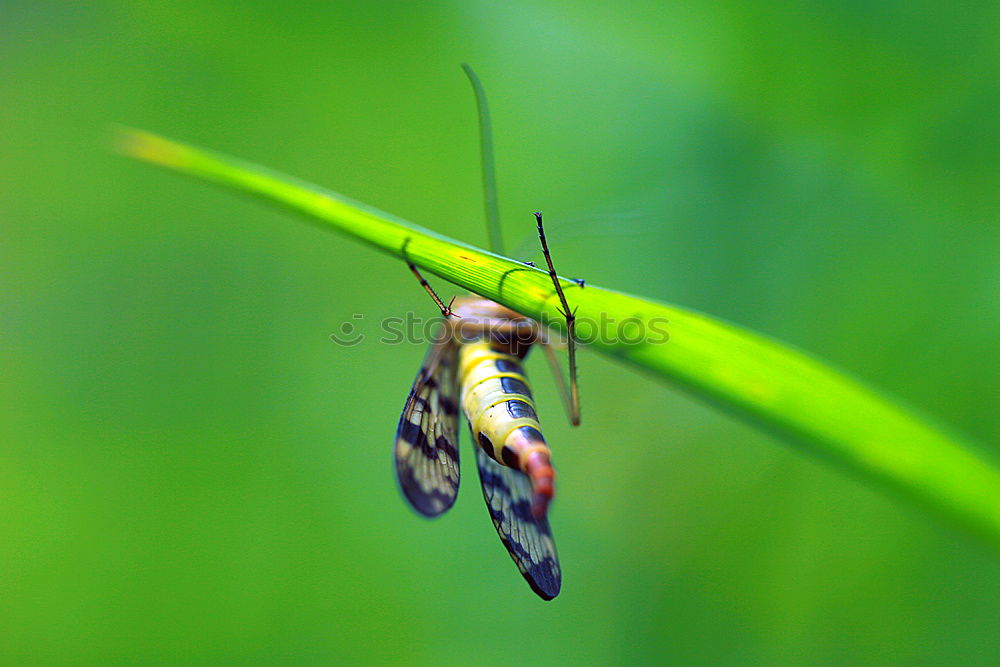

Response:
(461, 63), (504, 255)
(117, 128), (1000, 551)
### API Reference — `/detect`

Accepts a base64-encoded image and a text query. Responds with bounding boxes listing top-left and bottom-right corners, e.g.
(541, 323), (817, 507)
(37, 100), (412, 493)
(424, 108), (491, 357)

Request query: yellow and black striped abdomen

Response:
(458, 340), (555, 516)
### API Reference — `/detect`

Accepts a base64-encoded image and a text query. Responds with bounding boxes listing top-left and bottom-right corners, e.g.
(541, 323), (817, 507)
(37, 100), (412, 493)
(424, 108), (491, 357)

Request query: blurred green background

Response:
(3, 1), (999, 664)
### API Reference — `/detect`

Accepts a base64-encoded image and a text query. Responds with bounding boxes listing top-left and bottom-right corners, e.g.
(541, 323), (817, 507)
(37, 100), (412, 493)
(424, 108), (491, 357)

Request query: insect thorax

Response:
(447, 296), (539, 358)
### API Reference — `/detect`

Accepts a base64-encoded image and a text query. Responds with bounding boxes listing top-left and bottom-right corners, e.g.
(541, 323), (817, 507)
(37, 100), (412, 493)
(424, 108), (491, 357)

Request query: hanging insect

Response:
(393, 66), (582, 600)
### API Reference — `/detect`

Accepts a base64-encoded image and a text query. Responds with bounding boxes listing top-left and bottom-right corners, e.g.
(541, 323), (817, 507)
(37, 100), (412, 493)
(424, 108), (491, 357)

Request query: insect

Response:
(394, 66), (582, 600)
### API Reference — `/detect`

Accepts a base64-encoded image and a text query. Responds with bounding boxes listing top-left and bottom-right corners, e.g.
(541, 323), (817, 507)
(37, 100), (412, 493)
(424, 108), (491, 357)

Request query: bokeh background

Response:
(3, 2), (999, 664)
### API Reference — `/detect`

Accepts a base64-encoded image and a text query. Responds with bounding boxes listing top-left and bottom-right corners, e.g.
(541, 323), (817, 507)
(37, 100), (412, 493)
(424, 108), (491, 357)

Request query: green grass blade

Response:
(117, 128), (1000, 551)
(461, 63), (504, 254)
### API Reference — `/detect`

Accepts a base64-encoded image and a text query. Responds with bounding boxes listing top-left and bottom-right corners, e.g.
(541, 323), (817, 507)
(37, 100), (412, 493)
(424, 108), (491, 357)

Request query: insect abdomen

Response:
(458, 341), (555, 516)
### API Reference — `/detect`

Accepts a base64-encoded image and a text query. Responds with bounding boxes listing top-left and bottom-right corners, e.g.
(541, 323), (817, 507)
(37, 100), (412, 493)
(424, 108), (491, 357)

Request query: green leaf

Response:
(117, 128), (1000, 551)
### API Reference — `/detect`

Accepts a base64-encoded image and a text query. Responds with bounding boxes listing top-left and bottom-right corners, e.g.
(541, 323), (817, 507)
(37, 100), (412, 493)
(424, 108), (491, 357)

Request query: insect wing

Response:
(394, 340), (461, 517)
(474, 446), (561, 600)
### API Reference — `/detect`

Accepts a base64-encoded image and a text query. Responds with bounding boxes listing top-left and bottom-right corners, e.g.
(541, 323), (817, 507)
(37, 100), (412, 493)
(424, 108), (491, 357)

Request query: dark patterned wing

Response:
(474, 446), (561, 600)
(394, 340), (461, 517)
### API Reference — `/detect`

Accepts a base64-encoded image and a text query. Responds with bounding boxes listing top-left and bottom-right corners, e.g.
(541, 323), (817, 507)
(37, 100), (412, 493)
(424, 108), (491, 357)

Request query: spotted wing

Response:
(474, 446), (561, 600)
(394, 340), (461, 517)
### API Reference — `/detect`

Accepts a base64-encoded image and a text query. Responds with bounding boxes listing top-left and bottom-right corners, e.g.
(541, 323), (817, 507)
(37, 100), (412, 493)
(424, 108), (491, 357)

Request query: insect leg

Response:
(537, 339), (576, 426)
(407, 262), (458, 318)
(533, 211), (580, 426)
